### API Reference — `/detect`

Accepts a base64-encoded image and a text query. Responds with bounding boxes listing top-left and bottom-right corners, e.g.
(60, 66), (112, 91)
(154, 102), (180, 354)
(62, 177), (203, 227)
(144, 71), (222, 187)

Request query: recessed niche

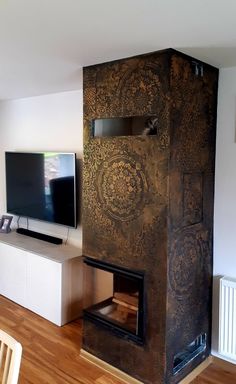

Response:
(92, 116), (158, 137)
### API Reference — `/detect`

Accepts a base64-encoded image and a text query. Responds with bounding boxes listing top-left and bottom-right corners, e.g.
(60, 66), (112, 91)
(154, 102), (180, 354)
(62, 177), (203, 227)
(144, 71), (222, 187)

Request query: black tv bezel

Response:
(5, 151), (77, 229)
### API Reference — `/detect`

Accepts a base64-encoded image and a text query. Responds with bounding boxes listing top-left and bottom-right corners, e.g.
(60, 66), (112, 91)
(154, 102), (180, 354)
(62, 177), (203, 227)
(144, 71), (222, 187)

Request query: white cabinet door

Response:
(0, 235), (82, 326)
(0, 242), (27, 307)
(27, 253), (62, 325)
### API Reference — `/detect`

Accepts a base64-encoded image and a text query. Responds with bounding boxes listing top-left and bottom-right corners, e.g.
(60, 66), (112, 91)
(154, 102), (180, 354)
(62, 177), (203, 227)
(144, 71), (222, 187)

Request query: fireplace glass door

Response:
(83, 257), (145, 344)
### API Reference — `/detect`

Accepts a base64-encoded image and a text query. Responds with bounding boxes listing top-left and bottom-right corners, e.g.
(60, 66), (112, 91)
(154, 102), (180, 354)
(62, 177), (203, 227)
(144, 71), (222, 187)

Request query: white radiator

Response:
(219, 276), (236, 360)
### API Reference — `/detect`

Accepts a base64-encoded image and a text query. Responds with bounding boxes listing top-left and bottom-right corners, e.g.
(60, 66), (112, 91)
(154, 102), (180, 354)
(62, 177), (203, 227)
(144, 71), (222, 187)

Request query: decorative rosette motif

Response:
(97, 154), (147, 221)
(168, 228), (208, 299)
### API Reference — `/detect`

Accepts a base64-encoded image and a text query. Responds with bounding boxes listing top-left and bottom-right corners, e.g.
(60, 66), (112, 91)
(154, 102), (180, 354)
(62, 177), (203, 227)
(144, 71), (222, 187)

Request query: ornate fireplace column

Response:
(82, 49), (218, 384)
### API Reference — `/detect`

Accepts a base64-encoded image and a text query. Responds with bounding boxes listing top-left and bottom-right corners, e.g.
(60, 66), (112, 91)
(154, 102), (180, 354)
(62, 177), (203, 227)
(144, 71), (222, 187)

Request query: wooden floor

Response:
(190, 362), (236, 384)
(0, 295), (236, 384)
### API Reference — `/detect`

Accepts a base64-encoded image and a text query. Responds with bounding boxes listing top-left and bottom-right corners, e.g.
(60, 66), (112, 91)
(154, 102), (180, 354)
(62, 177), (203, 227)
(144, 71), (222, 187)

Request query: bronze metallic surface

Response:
(82, 49), (218, 384)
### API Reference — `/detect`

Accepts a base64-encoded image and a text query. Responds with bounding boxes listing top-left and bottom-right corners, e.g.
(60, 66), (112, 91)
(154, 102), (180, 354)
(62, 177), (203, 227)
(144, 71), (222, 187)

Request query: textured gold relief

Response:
(82, 49), (218, 384)
(83, 119), (93, 144)
(97, 154), (147, 221)
(83, 68), (97, 120)
(168, 227), (207, 299)
(83, 139), (149, 261)
(90, 54), (169, 119)
(170, 55), (216, 173)
(118, 65), (162, 115)
(183, 173), (203, 225)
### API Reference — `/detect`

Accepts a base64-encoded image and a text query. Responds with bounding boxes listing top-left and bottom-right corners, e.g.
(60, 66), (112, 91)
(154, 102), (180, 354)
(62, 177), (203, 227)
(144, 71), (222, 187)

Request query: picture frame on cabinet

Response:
(0, 215), (13, 233)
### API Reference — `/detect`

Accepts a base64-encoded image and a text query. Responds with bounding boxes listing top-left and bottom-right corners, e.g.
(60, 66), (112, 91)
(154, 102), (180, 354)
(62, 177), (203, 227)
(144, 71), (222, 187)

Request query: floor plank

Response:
(190, 363), (236, 384)
(0, 295), (124, 384)
(0, 295), (236, 383)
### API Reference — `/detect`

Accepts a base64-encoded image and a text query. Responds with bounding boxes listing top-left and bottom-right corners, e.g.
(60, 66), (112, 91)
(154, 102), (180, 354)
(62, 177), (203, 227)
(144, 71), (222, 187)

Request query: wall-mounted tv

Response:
(5, 152), (77, 228)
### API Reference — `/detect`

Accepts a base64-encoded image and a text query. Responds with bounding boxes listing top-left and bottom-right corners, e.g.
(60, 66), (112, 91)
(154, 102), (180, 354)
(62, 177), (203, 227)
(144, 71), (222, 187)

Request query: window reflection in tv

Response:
(92, 116), (158, 137)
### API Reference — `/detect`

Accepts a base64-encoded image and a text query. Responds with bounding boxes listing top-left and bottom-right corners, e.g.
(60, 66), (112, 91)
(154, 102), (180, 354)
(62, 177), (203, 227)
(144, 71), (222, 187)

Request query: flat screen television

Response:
(5, 152), (77, 228)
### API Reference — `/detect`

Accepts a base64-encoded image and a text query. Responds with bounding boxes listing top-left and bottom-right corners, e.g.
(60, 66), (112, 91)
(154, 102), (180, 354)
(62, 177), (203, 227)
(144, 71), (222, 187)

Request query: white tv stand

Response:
(0, 231), (83, 326)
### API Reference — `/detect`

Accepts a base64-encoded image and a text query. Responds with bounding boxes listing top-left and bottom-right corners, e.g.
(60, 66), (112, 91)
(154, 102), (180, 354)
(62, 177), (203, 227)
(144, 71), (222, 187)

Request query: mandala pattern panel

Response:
(97, 154), (148, 222)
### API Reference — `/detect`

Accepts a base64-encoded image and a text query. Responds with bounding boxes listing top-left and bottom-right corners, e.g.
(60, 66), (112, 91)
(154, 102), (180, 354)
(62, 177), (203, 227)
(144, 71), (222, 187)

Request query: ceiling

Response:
(1, 0), (236, 100)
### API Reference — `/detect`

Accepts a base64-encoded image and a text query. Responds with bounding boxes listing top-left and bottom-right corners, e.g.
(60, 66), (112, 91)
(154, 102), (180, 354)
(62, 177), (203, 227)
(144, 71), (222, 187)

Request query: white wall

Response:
(212, 67), (236, 361)
(0, 90), (83, 247)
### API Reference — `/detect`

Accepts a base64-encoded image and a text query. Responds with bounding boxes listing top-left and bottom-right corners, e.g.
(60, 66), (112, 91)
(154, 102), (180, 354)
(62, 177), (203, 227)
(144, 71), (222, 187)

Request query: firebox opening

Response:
(173, 333), (207, 375)
(83, 257), (145, 344)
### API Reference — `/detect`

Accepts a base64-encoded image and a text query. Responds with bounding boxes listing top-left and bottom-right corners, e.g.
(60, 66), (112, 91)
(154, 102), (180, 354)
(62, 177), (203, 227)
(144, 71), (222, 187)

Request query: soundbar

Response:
(16, 228), (63, 245)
